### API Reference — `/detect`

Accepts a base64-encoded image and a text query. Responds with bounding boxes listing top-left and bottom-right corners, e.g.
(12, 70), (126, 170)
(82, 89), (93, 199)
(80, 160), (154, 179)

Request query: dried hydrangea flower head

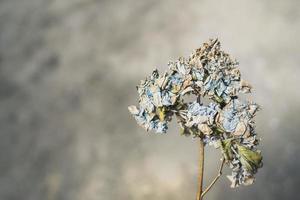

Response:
(128, 39), (262, 192)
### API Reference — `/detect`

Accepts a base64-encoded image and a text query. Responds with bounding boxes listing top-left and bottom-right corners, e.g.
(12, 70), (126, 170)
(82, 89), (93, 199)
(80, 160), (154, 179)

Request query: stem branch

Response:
(201, 158), (225, 198)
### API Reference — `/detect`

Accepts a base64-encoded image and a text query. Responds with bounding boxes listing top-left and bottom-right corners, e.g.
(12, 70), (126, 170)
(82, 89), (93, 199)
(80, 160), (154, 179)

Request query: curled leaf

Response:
(221, 138), (234, 161)
(237, 145), (262, 172)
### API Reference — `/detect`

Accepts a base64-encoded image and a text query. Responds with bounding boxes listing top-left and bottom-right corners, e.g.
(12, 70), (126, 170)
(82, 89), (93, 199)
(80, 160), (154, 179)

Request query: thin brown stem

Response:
(201, 158), (225, 198)
(196, 139), (204, 200)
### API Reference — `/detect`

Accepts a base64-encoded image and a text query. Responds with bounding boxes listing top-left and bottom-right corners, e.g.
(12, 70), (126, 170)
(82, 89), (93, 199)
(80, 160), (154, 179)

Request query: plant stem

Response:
(201, 158), (225, 198)
(196, 139), (204, 200)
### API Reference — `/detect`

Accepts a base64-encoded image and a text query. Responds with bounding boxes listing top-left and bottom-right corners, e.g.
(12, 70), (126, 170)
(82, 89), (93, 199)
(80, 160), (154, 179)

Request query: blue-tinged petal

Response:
(146, 88), (153, 98)
(161, 91), (173, 106)
(215, 79), (227, 96)
(204, 77), (219, 91)
(223, 116), (239, 132)
(192, 68), (205, 81)
(155, 121), (168, 133)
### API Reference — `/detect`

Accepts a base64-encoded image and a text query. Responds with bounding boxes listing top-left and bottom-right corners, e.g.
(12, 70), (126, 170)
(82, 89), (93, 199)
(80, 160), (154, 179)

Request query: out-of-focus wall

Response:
(0, 0), (299, 199)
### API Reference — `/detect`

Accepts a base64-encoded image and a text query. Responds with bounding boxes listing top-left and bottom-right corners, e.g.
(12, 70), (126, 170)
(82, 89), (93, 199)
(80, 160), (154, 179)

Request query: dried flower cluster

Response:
(128, 39), (262, 188)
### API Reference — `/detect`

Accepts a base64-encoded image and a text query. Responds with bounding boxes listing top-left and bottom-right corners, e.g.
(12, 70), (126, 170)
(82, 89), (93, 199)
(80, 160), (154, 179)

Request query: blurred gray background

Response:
(0, 0), (299, 199)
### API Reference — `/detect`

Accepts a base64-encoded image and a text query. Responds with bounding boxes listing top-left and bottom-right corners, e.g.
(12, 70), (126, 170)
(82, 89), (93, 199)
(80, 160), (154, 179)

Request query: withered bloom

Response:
(128, 39), (262, 188)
